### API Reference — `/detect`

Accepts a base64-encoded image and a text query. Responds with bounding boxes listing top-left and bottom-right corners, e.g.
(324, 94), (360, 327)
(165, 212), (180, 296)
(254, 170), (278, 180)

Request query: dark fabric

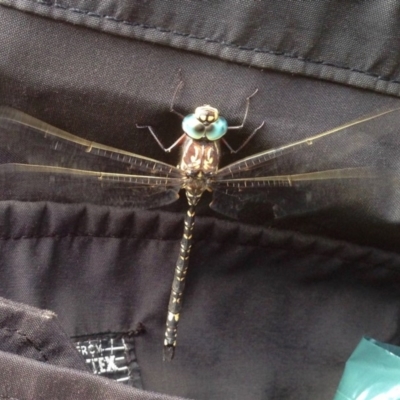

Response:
(0, 297), (185, 399)
(0, 296), (184, 399)
(0, 296), (89, 370)
(0, 202), (400, 399)
(0, 4), (399, 250)
(2, 0), (400, 96)
(0, 2), (399, 400)
(0, 349), (185, 400)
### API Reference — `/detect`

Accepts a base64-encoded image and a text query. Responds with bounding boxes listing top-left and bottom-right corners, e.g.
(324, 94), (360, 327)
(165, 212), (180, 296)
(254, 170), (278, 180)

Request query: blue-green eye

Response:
(205, 117), (228, 140)
(182, 114), (205, 139)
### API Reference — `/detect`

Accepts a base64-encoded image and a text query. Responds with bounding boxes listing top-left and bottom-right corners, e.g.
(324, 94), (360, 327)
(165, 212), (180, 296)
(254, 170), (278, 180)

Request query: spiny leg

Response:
(135, 124), (185, 153)
(222, 121), (265, 154)
(223, 88), (265, 153)
(227, 88), (259, 130)
(163, 205), (196, 361)
(136, 76), (185, 152)
(170, 79), (185, 119)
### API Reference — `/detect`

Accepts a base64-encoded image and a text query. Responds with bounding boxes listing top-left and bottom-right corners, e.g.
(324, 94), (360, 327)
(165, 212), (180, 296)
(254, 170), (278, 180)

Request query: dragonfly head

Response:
(182, 105), (228, 141)
(194, 105), (219, 124)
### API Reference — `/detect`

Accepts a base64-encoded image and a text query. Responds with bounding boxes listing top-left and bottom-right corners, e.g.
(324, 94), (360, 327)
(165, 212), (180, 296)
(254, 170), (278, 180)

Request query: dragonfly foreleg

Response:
(222, 120), (265, 154)
(163, 205), (196, 361)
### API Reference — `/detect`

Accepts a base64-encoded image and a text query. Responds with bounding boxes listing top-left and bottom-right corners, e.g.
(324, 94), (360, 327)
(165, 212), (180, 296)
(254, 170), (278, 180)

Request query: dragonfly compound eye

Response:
(205, 116), (228, 141)
(182, 114), (206, 139)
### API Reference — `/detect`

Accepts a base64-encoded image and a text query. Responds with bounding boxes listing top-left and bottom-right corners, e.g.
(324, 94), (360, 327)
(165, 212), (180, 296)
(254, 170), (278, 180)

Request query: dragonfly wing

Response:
(211, 108), (400, 222)
(0, 107), (182, 178)
(217, 108), (400, 179)
(210, 168), (400, 221)
(0, 164), (182, 208)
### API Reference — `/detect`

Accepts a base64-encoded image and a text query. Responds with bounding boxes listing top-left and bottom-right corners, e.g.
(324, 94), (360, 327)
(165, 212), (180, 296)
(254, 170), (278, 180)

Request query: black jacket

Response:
(0, 1), (400, 399)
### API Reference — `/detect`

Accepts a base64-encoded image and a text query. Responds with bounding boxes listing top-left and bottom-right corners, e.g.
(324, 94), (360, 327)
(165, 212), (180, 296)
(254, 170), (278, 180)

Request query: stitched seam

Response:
(0, 232), (397, 270)
(2, 328), (49, 362)
(71, 326), (145, 339)
(22, 0), (400, 85)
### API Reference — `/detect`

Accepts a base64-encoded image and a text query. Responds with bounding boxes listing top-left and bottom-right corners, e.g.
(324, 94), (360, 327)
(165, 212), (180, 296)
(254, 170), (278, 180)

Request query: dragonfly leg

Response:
(170, 79), (185, 119)
(163, 205), (196, 361)
(227, 88), (259, 130)
(222, 121), (265, 154)
(136, 125), (186, 153)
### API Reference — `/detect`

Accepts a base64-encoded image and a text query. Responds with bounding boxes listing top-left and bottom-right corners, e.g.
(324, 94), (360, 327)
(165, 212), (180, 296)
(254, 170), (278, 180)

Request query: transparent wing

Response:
(0, 107), (182, 177)
(0, 164), (182, 207)
(0, 108), (184, 207)
(211, 108), (400, 222)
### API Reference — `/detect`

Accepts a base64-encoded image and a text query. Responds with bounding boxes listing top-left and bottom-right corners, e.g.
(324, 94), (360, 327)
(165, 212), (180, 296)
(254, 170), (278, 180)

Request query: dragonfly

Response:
(0, 94), (399, 360)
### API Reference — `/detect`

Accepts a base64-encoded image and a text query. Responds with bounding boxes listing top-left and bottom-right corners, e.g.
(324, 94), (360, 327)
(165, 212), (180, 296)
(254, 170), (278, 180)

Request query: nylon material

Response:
(2, 3), (400, 174)
(1, 5), (400, 399)
(3, 0), (400, 95)
(1, 202), (400, 267)
(0, 350), (186, 400)
(0, 297), (88, 370)
(1, 204), (400, 330)
(1, 203), (400, 398)
(1, 18), (399, 245)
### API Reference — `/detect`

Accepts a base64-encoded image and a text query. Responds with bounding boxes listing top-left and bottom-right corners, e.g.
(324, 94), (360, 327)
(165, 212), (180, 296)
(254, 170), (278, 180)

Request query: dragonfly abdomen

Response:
(164, 205), (196, 360)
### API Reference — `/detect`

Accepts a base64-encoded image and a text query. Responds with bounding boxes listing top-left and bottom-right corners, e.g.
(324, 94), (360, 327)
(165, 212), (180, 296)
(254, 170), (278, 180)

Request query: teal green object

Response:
(333, 337), (400, 399)
(182, 114), (204, 139)
(182, 114), (227, 140)
(204, 116), (228, 140)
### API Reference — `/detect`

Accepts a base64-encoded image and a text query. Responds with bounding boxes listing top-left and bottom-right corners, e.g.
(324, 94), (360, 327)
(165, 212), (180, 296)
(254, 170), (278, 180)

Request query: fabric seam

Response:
(0, 232), (397, 270)
(16, 0), (400, 85)
(71, 327), (145, 339)
(1, 327), (49, 362)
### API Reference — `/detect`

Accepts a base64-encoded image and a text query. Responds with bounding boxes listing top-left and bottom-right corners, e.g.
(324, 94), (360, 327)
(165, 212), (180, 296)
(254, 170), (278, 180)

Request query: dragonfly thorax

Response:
(179, 135), (220, 206)
(179, 136), (220, 175)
